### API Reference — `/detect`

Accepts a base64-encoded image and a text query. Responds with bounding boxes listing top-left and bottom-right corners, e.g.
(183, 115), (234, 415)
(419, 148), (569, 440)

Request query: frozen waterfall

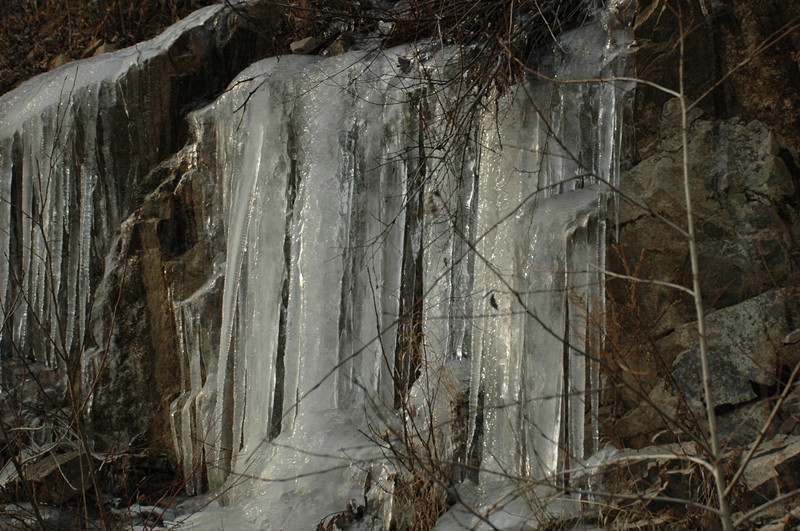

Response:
(0, 1), (632, 528)
(175, 16), (632, 531)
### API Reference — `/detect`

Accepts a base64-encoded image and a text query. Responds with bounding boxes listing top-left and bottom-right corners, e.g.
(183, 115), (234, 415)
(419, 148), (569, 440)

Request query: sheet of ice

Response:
(0, 0), (632, 525)
(466, 18), (630, 503)
(196, 47), (421, 512)
(0, 5), (223, 131)
(173, 11), (631, 526)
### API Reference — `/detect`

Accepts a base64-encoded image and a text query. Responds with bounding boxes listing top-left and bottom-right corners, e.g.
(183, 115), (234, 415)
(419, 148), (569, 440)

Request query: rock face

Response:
(611, 101), (799, 339)
(83, 4), (287, 460)
(669, 289), (795, 410)
(600, 0), (800, 524)
(0, 1), (280, 463)
(606, 98), (800, 452)
(633, 0), (800, 158)
(86, 146), (224, 457)
(611, 287), (800, 446)
(0, 0), (799, 528)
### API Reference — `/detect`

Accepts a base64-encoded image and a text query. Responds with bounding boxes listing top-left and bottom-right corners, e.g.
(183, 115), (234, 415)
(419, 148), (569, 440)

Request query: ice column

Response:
(469, 13), (631, 488)
(175, 11), (631, 527)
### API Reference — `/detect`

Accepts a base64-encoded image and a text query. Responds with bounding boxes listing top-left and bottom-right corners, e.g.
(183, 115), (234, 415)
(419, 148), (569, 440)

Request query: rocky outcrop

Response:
(86, 145), (222, 459)
(0, 0), (282, 470)
(610, 287), (800, 446)
(598, 0), (800, 524)
(78, 2), (283, 459)
(611, 100), (799, 338)
(606, 98), (800, 450)
(633, 0), (800, 159)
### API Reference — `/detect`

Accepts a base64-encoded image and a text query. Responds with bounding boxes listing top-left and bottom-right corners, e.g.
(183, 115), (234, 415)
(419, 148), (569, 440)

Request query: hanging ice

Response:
(0, 0), (632, 527)
(171, 11), (632, 529)
(0, 2), (231, 376)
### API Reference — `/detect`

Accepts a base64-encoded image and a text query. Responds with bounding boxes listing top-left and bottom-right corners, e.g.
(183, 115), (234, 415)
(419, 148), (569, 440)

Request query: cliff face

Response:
(601, 1), (800, 525)
(606, 0), (800, 452)
(0, 0), (798, 528)
(0, 4), (285, 512)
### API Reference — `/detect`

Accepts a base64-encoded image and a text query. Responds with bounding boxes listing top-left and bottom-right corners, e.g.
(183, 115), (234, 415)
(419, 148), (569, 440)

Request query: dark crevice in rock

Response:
(615, 212), (650, 233)
(269, 128), (298, 441)
(393, 96), (426, 408)
(450, 392), (469, 483)
(466, 387), (484, 484)
(713, 402), (736, 416)
(778, 147), (800, 207)
(750, 380), (779, 401)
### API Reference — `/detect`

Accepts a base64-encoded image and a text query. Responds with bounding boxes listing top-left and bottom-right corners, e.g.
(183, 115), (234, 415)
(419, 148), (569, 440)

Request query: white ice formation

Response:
(0, 2), (632, 528)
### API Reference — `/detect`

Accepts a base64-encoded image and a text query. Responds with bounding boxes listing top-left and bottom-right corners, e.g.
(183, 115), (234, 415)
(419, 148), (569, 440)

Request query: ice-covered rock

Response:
(0, 0), (288, 455)
(171, 14), (632, 528)
(0, 0), (634, 527)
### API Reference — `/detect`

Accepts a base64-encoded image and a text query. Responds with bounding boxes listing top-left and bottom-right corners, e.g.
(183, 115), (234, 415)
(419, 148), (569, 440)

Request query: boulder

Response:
(0, 450), (100, 504)
(741, 435), (800, 508)
(610, 288), (800, 446)
(668, 288), (799, 411)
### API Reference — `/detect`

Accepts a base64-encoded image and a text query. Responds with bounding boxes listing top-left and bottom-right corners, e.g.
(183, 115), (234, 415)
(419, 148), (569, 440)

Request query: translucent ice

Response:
(174, 13), (632, 527)
(0, 1), (632, 527)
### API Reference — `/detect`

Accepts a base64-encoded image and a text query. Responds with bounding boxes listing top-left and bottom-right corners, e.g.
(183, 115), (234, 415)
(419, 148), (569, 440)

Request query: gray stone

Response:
(670, 289), (798, 410)
(0, 450), (99, 504)
(611, 289), (800, 446)
(741, 435), (800, 507)
(291, 36), (320, 54)
(93, 42), (118, 56)
(659, 97), (704, 152)
(717, 400), (777, 447)
(612, 103), (800, 338)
